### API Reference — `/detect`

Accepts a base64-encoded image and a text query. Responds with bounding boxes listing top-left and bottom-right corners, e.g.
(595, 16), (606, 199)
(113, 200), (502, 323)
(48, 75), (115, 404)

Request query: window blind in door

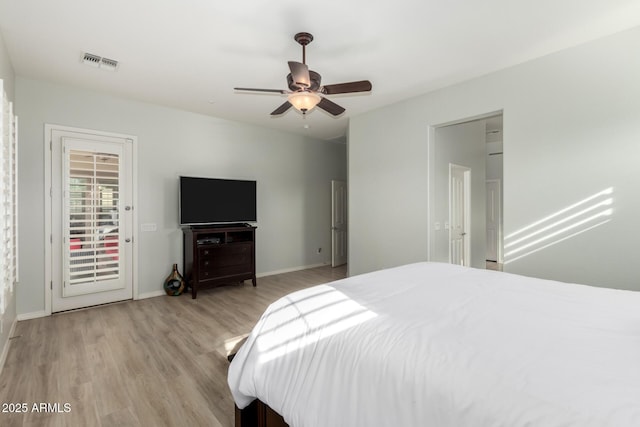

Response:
(65, 149), (120, 288)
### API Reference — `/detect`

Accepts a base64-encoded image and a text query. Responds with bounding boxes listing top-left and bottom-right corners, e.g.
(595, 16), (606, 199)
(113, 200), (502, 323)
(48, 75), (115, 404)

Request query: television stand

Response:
(182, 224), (257, 298)
(191, 222), (250, 229)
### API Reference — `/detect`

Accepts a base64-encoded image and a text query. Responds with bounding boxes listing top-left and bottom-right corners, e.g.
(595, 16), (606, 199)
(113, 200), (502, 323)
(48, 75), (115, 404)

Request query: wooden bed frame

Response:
(229, 346), (290, 427)
(235, 400), (289, 427)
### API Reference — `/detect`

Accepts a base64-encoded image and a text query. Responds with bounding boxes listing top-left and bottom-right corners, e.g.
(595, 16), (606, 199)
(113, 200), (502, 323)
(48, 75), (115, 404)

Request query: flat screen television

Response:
(179, 176), (257, 225)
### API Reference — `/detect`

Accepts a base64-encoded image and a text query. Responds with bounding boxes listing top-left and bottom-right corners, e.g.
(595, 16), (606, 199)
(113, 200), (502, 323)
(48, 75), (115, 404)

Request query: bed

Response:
(227, 262), (640, 427)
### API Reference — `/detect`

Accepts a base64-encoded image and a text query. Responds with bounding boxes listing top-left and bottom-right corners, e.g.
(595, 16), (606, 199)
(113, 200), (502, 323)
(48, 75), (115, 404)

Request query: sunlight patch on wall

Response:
(504, 188), (614, 264)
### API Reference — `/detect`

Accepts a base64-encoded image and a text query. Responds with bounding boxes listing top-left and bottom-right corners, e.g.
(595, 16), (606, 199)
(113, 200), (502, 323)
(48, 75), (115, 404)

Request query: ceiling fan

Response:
(234, 32), (372, 117)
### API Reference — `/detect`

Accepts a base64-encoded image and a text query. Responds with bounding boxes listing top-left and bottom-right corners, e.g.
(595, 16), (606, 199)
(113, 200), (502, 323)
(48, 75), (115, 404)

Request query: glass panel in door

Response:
(64, 147), (123, 296)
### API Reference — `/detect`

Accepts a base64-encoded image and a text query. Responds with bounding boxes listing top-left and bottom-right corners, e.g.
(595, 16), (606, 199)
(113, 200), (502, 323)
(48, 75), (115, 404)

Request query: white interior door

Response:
(486, 179), (501, 262)
(449, 164), (471, 266)
(50, 128), (134, 312)
(331, 180), (347, 267)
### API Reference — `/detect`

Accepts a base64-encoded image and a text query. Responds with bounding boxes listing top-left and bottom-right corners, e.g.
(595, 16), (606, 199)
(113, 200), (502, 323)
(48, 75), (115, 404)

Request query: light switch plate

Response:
(141, 223), (157, 232)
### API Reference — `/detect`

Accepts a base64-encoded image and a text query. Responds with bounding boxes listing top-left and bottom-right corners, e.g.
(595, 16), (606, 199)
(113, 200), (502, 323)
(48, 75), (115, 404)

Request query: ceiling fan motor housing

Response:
(287, 70), (321, 91)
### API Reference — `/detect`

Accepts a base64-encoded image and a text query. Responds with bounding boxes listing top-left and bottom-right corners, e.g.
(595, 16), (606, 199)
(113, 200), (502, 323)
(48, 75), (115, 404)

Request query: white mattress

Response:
(228, 262), (640, 427)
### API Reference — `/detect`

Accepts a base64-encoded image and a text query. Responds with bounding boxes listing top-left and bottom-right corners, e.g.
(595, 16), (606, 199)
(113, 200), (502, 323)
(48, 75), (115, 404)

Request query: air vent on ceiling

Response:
(81, 52), (119, 71)
(100, 57), (119, 71)
(82, 52), (101, 67)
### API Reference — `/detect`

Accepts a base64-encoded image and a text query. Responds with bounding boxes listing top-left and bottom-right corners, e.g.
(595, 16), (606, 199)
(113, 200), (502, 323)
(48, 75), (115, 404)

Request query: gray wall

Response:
(0, 29), (16, 366)
(16, 78), (346, 316)
(349, 26), (640, 291)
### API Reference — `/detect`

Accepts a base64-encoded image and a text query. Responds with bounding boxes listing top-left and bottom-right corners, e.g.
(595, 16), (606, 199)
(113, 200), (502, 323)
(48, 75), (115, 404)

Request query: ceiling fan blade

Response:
(317, 97), (346, 116)
(321, 80), (372, 95)
(234, 87), (288, 94)
(288, 61), (311, 88)
(271, 101), (293, 116)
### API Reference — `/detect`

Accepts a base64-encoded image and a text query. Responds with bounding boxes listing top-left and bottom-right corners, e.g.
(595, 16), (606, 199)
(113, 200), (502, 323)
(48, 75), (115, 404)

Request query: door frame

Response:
(44, 124), (139, 316)
(427, 109), (503, 263)
(331, 180), (349, 267)
(331, 180), (347, 267)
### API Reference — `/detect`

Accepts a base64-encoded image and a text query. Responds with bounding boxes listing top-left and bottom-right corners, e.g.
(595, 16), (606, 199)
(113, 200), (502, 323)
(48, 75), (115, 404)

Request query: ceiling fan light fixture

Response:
(288, 91), (321, 114)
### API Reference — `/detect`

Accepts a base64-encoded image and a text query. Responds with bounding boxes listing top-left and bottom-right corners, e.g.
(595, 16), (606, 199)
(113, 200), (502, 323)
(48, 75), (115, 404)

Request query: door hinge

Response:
(50, 140), (52, 150)
(50, 234), (53, 244)
(50, 281), (53, 290)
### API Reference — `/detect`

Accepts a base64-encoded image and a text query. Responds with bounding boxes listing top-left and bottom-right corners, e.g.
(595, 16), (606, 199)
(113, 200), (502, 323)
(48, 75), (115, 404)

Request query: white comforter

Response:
(228, 262), (640, 427)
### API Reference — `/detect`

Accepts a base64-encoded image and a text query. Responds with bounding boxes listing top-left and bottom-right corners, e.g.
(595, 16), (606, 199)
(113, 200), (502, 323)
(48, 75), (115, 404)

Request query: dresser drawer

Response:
(198, 243), (253, 279)
(199, 243), (251, 259)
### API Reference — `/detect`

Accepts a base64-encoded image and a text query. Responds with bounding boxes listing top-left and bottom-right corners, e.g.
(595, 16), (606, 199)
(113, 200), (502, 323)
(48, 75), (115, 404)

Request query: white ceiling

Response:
(1, 0), (639, 141)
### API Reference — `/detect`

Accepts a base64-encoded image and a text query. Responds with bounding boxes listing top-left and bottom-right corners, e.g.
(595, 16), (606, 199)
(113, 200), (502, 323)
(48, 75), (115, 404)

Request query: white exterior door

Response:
(331, 180), (347, 267)
(486, 179), (501, 262)
(49, 127), (135, 312)
(449, 164), (471, 266)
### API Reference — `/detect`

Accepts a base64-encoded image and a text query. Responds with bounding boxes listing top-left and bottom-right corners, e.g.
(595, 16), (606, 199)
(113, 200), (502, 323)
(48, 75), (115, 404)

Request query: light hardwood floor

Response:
(486, 261), (503, 271)
(0, 264), (347, 427)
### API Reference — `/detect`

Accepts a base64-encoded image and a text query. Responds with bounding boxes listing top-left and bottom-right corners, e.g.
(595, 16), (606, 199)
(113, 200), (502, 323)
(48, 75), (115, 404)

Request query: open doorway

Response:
(429, 112), (504, 270)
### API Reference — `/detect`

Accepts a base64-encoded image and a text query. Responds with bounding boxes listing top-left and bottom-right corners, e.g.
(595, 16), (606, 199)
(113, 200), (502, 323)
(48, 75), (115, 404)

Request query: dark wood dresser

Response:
(182, 224), (256, 298)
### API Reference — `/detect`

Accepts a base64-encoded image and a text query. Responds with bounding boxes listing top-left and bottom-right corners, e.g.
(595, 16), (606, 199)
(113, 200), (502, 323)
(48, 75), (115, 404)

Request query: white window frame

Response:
(0, 80), (18, 316)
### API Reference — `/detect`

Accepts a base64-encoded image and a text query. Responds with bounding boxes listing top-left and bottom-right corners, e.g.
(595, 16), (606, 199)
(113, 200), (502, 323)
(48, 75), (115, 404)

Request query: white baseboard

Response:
(17, 310), (47, 321)
(257, 262), (328, 278)
(137, 263), (329, 297)
(137, 290), (166, 300)
(0, 317), (18, 377)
